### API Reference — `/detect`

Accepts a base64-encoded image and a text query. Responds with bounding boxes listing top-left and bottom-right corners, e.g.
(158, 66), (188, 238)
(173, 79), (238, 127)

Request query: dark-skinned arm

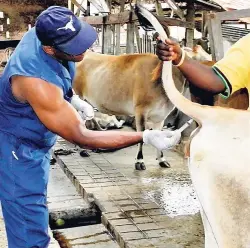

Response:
(156, 39), (226, 94)
(12, 75), (142, 149)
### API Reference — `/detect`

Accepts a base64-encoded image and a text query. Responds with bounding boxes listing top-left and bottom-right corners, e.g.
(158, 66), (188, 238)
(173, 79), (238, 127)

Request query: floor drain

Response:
(49, 208), (101, 230)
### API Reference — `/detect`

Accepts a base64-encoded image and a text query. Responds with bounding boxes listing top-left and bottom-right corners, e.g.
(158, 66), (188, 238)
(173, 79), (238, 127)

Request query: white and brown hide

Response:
(73, 51), (186, 170)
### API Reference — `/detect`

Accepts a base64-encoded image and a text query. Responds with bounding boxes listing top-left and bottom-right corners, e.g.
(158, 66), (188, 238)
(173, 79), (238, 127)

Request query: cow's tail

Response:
(161, 63), (212, 125)
(135, 4), (212, 125)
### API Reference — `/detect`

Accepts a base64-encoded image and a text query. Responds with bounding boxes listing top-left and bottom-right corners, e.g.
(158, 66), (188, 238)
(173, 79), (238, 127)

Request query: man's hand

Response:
(156, 39), (183, 65)
(155, 38), (226, 94)
(71, 95), (94, 120)
(143, 129), (181, 151)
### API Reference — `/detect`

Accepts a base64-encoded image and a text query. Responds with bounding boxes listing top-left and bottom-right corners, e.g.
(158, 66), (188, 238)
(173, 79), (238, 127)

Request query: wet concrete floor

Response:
(102, 146), (200, 218)
(54, 136), (205, 248)
(102, 146), (204, 247)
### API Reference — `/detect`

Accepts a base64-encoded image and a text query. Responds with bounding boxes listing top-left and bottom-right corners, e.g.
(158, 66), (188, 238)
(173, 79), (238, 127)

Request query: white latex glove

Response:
(71, 95), (94, 121)
(143, 129), (181, 151)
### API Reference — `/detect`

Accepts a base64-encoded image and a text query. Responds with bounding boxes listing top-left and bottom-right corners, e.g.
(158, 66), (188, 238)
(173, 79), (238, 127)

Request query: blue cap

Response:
(35, 6), (97, 55)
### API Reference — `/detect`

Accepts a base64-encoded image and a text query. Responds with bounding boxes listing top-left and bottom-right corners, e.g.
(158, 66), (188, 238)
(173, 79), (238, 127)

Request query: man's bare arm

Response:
(12, 75), (142, 149)
(176, 57), (225, 94)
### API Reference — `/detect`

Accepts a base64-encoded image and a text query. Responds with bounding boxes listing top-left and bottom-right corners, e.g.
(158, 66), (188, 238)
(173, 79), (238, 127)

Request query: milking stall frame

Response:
(2, 1), (250, 65)
(0, 0), (216, 74)
(73, 0), (214, 55)
(207, 8), (250, 61)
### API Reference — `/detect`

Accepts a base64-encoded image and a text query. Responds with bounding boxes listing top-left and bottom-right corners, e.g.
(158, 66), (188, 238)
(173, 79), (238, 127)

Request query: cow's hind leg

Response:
(153, 121), (171, 168)
(135, 110), (146, 170)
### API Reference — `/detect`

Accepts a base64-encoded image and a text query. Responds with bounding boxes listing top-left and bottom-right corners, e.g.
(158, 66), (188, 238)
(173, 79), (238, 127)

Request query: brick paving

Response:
(53, 138), (204, 248)
(0, 156), (119, 248)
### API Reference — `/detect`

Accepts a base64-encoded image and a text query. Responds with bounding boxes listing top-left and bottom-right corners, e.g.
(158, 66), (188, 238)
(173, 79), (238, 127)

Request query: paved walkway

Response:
(0, 156), (119, 248)
(54, 138), (204, 248)
(48, 163), (119, 247)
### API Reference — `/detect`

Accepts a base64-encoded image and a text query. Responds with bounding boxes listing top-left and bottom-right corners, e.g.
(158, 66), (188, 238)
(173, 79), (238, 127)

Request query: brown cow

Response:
(73, 51), (187, 170)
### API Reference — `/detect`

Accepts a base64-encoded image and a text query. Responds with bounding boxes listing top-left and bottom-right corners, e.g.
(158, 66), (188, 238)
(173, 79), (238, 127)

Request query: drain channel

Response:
(49, 208), (101, 230)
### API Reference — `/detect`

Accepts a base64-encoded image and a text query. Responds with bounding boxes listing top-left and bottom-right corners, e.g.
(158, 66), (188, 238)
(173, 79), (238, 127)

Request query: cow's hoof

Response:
(135, 162), (146, 170)
(159, 161), (171, 168)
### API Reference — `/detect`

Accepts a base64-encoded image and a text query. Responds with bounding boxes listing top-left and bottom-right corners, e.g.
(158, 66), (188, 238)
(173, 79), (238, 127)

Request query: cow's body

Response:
(149, 21), (250, 248)
(159, 57), (250, 248)
(189, 107), (250, 247)
(73, 51), (186, 170)
(162, 53), (250, 247)
(74, 52), (181, 119)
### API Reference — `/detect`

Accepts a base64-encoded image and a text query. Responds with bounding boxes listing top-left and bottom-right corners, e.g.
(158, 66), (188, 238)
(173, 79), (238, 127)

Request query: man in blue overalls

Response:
(0, 6), (181, 247)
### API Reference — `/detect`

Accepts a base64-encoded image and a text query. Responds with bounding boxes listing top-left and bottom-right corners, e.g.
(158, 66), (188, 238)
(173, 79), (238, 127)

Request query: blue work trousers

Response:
(0, 132), (52, 248)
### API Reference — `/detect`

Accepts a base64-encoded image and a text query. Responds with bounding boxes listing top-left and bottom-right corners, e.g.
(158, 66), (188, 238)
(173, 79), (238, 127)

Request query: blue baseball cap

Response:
(35, 6), (97, 55)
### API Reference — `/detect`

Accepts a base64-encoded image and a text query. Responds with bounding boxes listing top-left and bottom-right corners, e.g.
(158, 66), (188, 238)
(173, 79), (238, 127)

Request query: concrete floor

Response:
(0, 162), (116, 248)
(0, 133), (205, 248)
(48, 163), (119, 248)
(102, 146), (200, 218)
(0, 207), (7, 248)
(54, 137), (205, 248)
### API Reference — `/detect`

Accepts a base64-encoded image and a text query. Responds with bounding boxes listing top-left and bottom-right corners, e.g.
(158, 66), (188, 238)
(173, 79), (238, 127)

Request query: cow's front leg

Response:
(156, 150), (170, 168)
(135, 142), (145, 170)
(135, 110), (146, 170)
(153, 121), (171, 168)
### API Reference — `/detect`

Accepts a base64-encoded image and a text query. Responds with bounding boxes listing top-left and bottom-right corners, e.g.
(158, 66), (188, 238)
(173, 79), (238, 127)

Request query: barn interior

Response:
(1, 0), (250, 247)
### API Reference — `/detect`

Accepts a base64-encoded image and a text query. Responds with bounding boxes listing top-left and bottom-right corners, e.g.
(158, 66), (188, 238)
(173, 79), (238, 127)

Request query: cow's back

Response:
(73, 52), (169, 116)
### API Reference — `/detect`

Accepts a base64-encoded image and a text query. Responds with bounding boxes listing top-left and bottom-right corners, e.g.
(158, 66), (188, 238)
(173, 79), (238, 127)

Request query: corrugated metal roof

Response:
(211, 0), (250, 10)
(221, 24), (250, 42)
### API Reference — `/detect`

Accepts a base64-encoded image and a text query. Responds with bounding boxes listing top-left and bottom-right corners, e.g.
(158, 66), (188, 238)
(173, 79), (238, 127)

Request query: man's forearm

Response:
(73, 125), (143, 149)
(156, 39), (226, 94)
(177, 56), (226, 94)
